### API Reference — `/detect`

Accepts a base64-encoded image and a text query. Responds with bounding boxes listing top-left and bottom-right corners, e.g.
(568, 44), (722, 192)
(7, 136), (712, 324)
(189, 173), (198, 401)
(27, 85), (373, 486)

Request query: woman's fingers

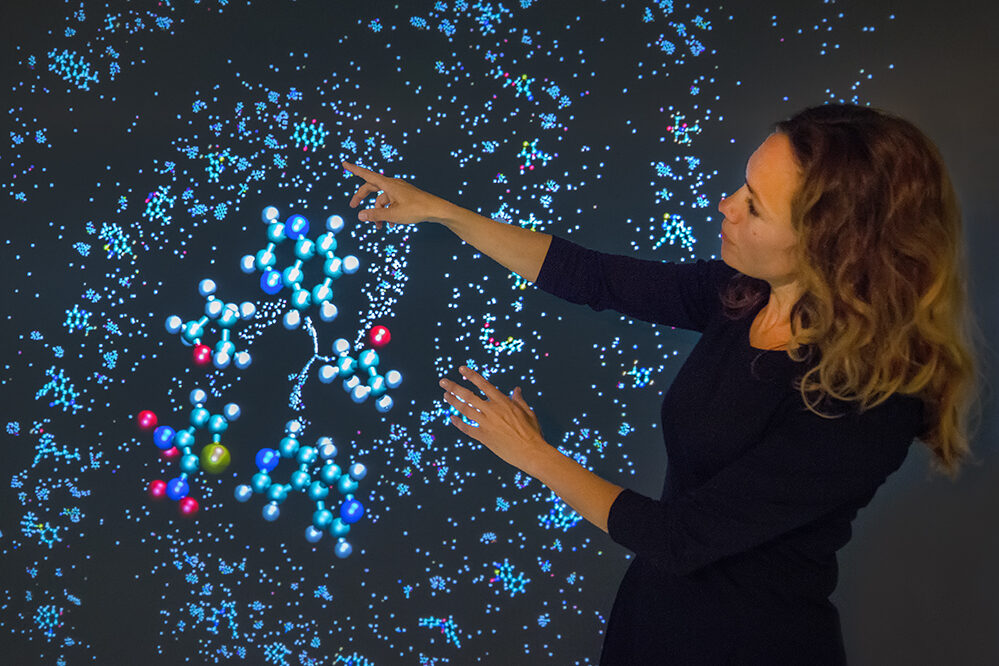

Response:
(440, 379), (486, 411)
(456, 366), (504, 402)
(348, 182), (381, 209)
(342, 161), (389, 187)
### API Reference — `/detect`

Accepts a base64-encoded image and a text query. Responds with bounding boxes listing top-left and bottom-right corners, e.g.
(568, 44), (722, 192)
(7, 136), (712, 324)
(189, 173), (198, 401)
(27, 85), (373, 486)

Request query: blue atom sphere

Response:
(153, 425), (176, 450)
(286, 214), (310, 239)
(255, 448), (280, 472)
(166, 477), (190, 501)
(340, 498), (364, 524)
(260, 268), (283, 295)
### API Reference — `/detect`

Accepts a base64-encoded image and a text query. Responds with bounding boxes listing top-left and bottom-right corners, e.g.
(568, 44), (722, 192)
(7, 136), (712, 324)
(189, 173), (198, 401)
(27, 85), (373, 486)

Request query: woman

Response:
(344, 103), (980, 664)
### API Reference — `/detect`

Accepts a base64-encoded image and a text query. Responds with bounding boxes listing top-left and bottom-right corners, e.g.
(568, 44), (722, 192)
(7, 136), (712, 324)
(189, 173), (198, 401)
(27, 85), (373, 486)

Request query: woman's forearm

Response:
(431, 202), (552, 283)
(525, 444), (625, 534)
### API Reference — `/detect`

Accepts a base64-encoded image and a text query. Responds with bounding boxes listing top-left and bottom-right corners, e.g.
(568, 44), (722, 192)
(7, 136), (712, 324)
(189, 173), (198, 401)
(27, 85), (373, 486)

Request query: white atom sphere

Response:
(343, 375), (361, 392)
(189, 388), (208, 406)
(326, 214), (345, 233)
(165, 315), (183, 334)
(320, 301), (338, 322)
(317, 364), (337, 384)
(349, 463), (367, 480)
(334, 540), (352, 558)
(385, 370), (403, 388)
(262, 206), (280, 222)
(205, 298), (224, 318)
(285, 419), (304, 436)
(234, 485), (253, 502)
(332, 338), (351, 356)
(342, 255), (360, 274)
(239, 302), (256, 319)
(223, 403), (241, 421)
(213, 351), (231, 369)
(317, 438), (336, 459)
(198, 278), (217, 297)
(283, 310), (302, 330)
(305, 526), (324, 543)
(350, 385), (370, 403)
(375, 395), (393, 413)
(239, 254), (256, 274)
(234, 351), (252, 369)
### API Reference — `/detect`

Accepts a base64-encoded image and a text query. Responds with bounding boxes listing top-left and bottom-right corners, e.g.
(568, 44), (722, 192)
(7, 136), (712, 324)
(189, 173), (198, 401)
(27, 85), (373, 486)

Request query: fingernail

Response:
(439, 379), (446, 387)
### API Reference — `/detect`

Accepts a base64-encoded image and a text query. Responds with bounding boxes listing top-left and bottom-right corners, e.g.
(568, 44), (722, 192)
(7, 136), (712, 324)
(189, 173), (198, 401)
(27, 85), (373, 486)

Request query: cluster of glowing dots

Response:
(240, 206), (359, 331)
(139, 390), (240, 516)
(234, 419), (366, 559)
(318, 334), (402, 413)
(164, 279), (255, 370)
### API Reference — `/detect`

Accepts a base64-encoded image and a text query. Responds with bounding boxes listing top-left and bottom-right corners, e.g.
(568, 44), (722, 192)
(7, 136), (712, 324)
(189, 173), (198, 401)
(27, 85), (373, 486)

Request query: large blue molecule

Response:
(239, 207), (359, 331)
(234, 420), (367, 559)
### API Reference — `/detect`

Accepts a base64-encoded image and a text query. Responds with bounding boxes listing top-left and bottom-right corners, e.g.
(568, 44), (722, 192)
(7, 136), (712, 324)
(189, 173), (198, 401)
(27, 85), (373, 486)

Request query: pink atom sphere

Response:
(369, 325), (391, 347)
(161, 446), (180, 461)
(148, 479), (167, 499)
(179, 497), (199, 516)
(193, 344), (213, 365)
(137, 410), (158, 430)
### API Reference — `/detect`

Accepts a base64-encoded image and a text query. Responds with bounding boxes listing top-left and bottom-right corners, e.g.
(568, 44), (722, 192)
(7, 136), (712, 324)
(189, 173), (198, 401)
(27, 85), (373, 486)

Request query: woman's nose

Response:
(718, 193), (732, 217)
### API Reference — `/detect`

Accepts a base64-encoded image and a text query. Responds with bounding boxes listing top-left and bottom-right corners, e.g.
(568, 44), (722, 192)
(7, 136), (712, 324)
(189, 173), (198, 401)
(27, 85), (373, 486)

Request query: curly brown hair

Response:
(722, 104), (986, 480)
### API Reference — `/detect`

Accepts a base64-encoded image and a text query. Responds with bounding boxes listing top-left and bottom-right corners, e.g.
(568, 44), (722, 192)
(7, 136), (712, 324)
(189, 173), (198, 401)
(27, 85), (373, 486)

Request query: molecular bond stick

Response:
(234, 419), (367, 559)
(318, 337), (402, 413)
(165, 279), (255, 370)
(239, 207), (359, 331)
(147, 388), (241, 515)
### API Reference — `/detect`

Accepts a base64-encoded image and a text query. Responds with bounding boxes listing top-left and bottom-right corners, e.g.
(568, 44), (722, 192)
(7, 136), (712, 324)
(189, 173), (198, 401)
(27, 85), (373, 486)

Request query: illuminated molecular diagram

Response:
(239, 206), (359, 331)
(164, 279), (255, 370)
(234, 419), (367, 558)
(317, 337), (403, 413)
(291, 118), (330, 152)
(146, 388), (241, 515)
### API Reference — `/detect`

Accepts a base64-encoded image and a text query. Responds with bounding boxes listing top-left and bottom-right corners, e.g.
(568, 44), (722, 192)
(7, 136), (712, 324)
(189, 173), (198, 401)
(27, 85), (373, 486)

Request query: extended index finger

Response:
(458, 365), (505, 401)
(342, 161), (390, 187)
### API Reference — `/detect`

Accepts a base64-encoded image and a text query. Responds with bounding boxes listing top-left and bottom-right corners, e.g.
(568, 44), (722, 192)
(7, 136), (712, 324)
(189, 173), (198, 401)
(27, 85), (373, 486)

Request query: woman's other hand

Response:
(439, 366), (550, 473)
(343, 161), (454, 230)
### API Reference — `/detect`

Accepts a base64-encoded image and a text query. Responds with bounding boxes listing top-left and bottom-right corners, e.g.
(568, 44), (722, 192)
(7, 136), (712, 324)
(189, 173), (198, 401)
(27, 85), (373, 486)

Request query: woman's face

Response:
(718, 132), (801, 291)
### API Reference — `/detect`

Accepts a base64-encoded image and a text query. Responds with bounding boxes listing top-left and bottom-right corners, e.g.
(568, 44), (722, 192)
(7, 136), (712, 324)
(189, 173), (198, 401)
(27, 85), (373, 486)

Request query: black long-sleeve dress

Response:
(534, 235), (923, 665)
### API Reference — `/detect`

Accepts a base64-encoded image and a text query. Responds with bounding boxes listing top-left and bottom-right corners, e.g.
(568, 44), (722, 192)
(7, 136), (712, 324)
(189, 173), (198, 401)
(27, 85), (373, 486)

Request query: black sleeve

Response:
(534, 234), (737, 332)
(606, 393), (922, 575)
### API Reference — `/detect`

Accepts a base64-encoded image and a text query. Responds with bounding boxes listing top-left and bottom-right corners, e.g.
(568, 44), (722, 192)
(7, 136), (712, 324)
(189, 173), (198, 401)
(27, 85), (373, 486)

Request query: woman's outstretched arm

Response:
(344, 161), (552, 282)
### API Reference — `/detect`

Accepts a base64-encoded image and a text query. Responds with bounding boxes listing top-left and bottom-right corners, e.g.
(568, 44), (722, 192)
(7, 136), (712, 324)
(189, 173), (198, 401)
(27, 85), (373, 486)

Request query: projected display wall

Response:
(2, 1), (918, 663)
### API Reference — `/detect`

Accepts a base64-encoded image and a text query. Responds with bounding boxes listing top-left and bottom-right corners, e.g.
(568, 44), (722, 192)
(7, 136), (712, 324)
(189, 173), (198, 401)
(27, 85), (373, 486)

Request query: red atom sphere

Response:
(193, 344), (213, 365)
(161, 446), (180, 460)
(137, 410), (158, 430)
(148, 479), (167, 499)
(369, 325), (391, 347)
(178, 497), (199, 516)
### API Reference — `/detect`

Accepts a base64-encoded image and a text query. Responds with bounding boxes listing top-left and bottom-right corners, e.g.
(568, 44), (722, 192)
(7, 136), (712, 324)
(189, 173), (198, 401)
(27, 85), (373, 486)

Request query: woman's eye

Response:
(747, 199), (759, 217)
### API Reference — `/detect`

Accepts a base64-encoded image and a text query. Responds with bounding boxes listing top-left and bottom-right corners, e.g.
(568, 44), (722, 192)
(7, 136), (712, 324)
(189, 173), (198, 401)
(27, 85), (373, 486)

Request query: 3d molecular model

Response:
(143, 388), (241, 515)
(318, 337), (403, 413)
(234, 419), (367, 558)
(239, 206), (359, 331)
(164, 279), (255, 370)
